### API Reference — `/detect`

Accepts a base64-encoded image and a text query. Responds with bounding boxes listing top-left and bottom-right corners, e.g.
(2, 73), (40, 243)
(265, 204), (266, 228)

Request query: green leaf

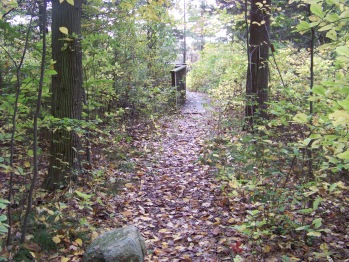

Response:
(0, 225), (9, 233)
(246, 210), (261, 216)
(59, 27), (69, 35)
(27, 149), (34, 157)
(66, 0), (74, 5)
(329, 110), (349, 126)
(326, 29), (337, 40)
(337, 150), (349, 160)
(0, 215), (7, 222)
(312, 218), (322, 229)
(295, 225), (308, 231)
(298, 208), (313, 214)
(307, 231), (321, 237)
(326, 13), (340, 22)
(296, 21), (311, 32)
(326, 0), (339, 5)
(310, 3), (324, 18)
(313, 197), (322, 210)
(338, 97), (349, 110)
(340, 10), (349, 19)
(312, 85), (326, 96)
(0, 199), (9, 209)
(46, 69), (58, 75)
(75, 190), (94, 200)
(336, 46), (349, 57)
(293, 112), (308, 124)
(318, 24), (333, 32)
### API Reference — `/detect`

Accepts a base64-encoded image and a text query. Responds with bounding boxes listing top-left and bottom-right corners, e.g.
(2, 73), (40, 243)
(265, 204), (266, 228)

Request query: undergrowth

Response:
(194, 40), (349, 260)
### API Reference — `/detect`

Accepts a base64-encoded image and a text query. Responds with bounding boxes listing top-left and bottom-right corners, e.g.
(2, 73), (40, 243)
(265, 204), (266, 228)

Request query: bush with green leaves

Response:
(194, 0), (349, 258)
(187, 42), (246, 93)
(0, 199), (9, 260)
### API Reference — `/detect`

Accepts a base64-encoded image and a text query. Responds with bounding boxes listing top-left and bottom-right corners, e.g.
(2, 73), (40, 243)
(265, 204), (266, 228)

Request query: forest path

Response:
(116, 91), (241, 261)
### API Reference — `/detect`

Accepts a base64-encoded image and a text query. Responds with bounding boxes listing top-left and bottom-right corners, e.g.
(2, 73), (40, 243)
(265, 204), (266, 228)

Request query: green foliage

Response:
(0, 0), (178, 259)
(13, 248), (33, 262)
(187, 42), (246, 93)
(192, 0), (349, 258)
(75, 190), (95, 211)
(0, 199), (9, 258)
(295, 0), (349, 42)
(32, 224), (57, 251)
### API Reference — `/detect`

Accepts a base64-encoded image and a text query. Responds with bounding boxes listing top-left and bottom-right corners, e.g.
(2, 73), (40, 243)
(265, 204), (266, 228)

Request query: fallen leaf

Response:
(52, 236), (61, 244)
(211, 227), (221, 236)
(264, 245), (271, 253)
(75, 238), (83, 247)
(121, 210), (133, 217)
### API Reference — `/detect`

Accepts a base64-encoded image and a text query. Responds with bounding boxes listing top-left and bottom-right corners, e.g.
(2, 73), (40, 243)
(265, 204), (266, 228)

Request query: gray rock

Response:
(84, 225), (146, 262)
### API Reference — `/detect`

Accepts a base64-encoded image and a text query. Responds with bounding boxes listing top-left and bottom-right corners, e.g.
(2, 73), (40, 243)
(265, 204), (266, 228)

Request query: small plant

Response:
(0, 199), (10, 261)
(230, 241), (243, 261)
(33, 224), (57, 251)
(75, 190), (95, 211)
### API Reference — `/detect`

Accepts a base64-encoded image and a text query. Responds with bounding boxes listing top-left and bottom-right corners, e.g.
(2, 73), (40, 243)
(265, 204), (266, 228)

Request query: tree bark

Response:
(245, 0), (271, 128)
(45, 0), (83, 190)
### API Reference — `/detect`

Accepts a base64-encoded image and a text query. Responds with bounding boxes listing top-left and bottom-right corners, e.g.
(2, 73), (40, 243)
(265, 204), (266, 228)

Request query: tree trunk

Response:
(45, 0), (83, 190)
(245, 0), (271, 128)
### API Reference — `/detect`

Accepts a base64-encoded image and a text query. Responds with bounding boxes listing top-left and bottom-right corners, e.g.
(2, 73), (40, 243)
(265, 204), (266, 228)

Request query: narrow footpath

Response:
(116, 92), (242, 261)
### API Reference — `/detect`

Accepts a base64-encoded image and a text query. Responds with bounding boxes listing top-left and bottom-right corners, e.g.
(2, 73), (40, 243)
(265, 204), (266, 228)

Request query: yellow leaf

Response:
(228, 218), (236, 223)
(29, 251), (36, 258)
(75, 238), (83, 247)
(329, 110), (349, 126)
(124, 183), (134, 188)
(59, 27), (68, 35)
(264, 245), (271, 253)
(52, 236), (61, 244)
(66, 0), (74, 5)
(320, 243), (328, 251)
(61, 258), (70, 262)
(59, 0), (64, 3)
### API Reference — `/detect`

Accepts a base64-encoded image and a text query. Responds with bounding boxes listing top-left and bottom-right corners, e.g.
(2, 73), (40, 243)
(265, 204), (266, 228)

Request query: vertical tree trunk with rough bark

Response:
(245, 0), (271, 128)
(45, 0), (83, 190)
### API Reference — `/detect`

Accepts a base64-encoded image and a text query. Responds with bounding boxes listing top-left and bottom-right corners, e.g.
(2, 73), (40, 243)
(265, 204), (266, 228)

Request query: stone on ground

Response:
(84, 225), (146, 262)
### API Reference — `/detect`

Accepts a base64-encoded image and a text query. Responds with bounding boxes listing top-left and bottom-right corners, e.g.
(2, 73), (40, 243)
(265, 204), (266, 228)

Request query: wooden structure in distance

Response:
(171, 64), (187, 105)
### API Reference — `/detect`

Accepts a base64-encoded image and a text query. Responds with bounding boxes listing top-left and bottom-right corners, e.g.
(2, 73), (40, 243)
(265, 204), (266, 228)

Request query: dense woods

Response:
(1, 0), (349, 260)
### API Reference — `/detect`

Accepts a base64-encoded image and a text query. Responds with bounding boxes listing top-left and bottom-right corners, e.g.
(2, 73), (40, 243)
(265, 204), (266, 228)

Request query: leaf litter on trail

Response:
(108, 92), (246, 261)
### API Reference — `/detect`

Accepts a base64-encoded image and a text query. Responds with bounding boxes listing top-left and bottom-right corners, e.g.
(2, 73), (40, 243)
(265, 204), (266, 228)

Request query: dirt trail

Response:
(117, 92), (239, 261)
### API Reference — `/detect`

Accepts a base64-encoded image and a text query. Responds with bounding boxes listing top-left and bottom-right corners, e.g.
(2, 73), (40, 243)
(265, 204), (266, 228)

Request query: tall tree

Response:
(245, 0), (271, 128)
(45, 0), (83, 190)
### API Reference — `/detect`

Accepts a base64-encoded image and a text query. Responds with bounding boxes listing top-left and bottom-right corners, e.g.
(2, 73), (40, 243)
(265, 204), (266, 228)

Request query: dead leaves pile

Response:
(112, 113), (246, 261)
